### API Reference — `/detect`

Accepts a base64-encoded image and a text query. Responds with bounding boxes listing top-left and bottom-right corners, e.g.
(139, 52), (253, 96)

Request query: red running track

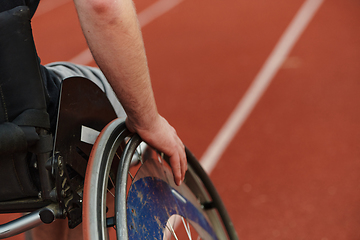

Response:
(2, 0), (360, 239)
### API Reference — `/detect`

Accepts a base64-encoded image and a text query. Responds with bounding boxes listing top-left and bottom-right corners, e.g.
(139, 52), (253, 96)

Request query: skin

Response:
(31, 0), (187, 239)
(73, 0), (187, 186)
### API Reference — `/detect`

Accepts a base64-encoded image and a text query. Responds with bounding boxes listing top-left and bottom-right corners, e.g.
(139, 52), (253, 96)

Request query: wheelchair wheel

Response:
(83, 119), (238, 240)
(82, 119), (129, 240)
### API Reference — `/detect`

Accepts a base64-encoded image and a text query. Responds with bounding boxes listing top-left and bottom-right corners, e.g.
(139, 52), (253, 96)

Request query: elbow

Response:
(87, 0), (115, 15)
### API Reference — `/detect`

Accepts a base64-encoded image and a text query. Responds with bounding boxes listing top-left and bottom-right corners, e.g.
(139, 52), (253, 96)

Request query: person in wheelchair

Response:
(0, 0), (187, 239)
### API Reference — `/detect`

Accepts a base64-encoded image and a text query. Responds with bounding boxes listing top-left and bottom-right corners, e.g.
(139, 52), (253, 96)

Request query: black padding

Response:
(12, 109), (50, 128)
(0, 151), (38, 201)
(0, 122), (27, 154)
(0, 6), (50, 128)
(0, 122), (40, 201)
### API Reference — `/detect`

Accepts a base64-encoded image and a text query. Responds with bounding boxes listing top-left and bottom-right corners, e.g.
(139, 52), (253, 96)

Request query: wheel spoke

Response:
(128, 171), (134, 181)
(166, 221), (179, 240)
(181, 217), (192, 240)
(107, 188), (115, 198)
(115, 152), (121, 161)
(109, 175), (116, 190)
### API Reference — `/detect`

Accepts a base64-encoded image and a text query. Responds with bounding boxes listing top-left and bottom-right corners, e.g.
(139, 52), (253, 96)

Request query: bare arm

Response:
(73, 0), (187, 185)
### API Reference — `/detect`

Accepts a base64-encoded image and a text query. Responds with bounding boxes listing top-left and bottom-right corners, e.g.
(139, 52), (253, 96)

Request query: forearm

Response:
(73, 0), (158, 129)
(73, 0), (187, 185)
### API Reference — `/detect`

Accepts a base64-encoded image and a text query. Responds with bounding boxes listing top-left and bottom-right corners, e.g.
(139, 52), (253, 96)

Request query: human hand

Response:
(125, 115), (187, 186)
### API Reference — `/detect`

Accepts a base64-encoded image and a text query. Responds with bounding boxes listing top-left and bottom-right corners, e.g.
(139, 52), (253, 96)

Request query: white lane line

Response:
(200, 0), (324, 174)
(137, 0), (183, 27)
(69, 0), (183, 65)
(34, 0), (71, 18)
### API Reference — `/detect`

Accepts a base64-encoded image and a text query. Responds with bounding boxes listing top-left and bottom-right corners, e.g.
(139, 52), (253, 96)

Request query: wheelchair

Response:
(0, 5), (238, 240)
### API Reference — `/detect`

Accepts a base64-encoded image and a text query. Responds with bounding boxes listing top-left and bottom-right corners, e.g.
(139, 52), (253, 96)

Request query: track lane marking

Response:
(200, 0), (324, 173)
(69, 0), (183, 65)
(137, 0), (183, 27)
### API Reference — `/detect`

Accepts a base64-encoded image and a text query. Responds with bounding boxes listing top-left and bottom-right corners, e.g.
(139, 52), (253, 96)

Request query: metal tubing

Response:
(0, 204), (59, 239)
(0, 210), (42, 239)
(36, 129), (53, 200)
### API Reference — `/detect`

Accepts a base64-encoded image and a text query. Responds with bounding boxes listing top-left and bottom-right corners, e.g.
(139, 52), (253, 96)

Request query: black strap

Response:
(0, 0), (39, 18)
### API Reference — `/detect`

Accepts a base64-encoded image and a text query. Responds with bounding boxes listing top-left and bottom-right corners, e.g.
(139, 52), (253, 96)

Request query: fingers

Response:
(173, 132), (187, 185)
(127, 115), (187, 186)
(167, 133), (186, 186)
(178, 141), (187, 183)
(169, 154), (182, 186)
(169, 140), (187, 186)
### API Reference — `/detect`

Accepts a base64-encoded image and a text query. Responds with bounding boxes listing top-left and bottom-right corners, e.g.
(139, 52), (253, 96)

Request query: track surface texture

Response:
(2, 0), (360, 239)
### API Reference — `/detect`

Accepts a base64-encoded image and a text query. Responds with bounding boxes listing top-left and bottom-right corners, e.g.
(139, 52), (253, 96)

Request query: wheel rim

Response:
(84, 122), (236, 240)
(83, 119), (129, 240)
(116, 136), (230, 240)
(125, 154), (218, 240)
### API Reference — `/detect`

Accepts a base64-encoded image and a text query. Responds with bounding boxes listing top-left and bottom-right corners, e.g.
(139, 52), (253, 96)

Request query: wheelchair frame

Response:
(0, 76), (118, 238)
